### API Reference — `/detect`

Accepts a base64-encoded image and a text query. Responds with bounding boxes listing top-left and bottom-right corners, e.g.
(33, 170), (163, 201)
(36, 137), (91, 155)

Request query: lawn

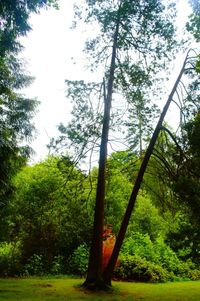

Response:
(0, 277), (200, 301)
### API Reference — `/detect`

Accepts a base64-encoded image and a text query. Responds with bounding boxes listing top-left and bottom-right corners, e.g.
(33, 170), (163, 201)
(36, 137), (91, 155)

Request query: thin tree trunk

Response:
(83, 19), (120, 289)
(138, 111), (143, 157)
(102, 51), (189, 286)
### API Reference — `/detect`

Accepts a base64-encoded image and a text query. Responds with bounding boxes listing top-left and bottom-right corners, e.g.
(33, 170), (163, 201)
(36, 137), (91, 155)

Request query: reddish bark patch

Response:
(103, 225), (119, 270)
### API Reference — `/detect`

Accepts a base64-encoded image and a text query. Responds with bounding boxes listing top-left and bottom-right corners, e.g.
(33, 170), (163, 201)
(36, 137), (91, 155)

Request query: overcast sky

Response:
(20, 0), (192, 163)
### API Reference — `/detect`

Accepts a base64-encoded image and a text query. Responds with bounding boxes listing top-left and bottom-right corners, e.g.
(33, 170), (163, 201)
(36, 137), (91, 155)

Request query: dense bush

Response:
(114, 254), (171, 282)
(6, 157), (92, 270)
(176, 260), (200, 280)
(67, 244), (89, 276)
(122, 232), (181, 273)
(188, 269), (200, 280)
(50, 255), (65, 275)
(118, 232), (200, 282)
(23, 254), (44, 276)
(128, 195), (166, 241)
(114, 253), (200, 283)
(23, 254), (66, 276)
(0, 242), (22, 276)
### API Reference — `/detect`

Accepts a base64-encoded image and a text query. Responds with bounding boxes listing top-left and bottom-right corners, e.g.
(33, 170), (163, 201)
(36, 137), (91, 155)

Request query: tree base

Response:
(82, 276), (112, 291)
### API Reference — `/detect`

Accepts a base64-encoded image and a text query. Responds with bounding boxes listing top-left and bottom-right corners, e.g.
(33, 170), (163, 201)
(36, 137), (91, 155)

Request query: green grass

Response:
(0, 277), (200, 301)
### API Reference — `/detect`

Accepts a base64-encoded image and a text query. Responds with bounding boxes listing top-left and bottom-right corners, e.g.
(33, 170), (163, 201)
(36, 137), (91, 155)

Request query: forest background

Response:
(0, 0), (200, 288)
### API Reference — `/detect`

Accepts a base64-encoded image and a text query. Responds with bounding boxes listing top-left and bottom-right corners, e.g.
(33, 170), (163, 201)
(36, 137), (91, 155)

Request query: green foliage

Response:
(116, 253), (200, 283)
(129, 194), (166, 241)
(154, 237), (181, 273)
(2, 150), (200, 280)
(105, 152), (166, 238)
(23, 254), (44, 276)
(107, 151), (139, 182)
(0, 0), (59, 219)
(56, 0), (180, 164)
(0, 57), (38, 205)
(0, 242), (22, 276)
(196, 57), (200, 73)
(115, 254), (170, 283)
(120, 232), (200, 281)
(0, 0), (58, 54)
(188, 269), (200, 281)
(6, 156), (92, 271)
(168, 114), (200, 263)
(50, 256), (65, 275)
(105, 157), (133, 233)
(185, 112), (200, 155)
(50, 80), (102, 162)
(68, 244), (89, 276)
(187, 0), (200, 42)
(166, 213), (200, 265)
(122, 233), (180, 273)
(77, 0), (178, 61)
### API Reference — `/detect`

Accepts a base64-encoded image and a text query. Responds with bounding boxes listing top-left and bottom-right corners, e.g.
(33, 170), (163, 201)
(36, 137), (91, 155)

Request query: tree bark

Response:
(83, 18), (120, 290)
(102, 51), (189, 286)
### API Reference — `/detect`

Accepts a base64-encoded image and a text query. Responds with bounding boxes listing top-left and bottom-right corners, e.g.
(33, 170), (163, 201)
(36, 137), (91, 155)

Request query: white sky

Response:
(20, 0), (192, 163)
(20, 0), (97, 163)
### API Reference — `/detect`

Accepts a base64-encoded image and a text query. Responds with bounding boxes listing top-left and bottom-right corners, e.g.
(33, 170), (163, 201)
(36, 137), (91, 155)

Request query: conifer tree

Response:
(66, 0), (179, 289)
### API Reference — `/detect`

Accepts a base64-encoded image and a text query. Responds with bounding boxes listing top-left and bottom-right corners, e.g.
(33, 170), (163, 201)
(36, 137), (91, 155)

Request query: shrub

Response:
(176, 260), (194, 278)
(68, 244), (89, 276)
(23, 254), (44, 276)
(154, 236), (181, 273)
(175, 260), (200, 280)
(122, 233), (181, 273)
(122, 232), (154, 261)
(188, 269), (200, 280)
(120, 233), (200, 282)
(0, 242), (22, 276)
(114, 254), (171, 283)
(50, 255), (64, 275)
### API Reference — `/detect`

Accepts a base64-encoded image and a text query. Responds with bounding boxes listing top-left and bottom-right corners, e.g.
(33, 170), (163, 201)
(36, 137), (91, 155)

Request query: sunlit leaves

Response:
(6, 156), (91, 264)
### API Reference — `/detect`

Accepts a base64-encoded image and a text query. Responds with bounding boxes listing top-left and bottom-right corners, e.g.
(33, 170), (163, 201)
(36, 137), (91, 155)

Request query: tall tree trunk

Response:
(83, 19), (120, 289)
(102, 51), (189, 286)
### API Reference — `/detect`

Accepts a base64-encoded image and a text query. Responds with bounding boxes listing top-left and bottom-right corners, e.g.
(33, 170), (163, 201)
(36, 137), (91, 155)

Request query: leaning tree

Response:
(51, 0), (181, 289)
